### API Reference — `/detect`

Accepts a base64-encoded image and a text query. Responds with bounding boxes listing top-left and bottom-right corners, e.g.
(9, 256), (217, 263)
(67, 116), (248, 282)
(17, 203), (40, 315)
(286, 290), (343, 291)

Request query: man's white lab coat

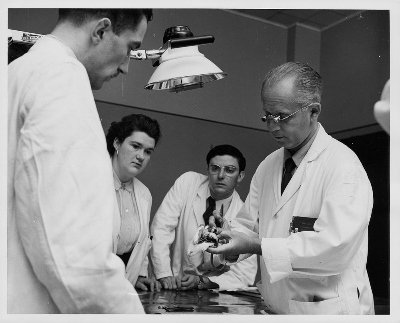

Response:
(234, 124), (374, 314)
(8, 36), (144, 313)
(112, 177), (153, 285)
(150, 172), (257, 291)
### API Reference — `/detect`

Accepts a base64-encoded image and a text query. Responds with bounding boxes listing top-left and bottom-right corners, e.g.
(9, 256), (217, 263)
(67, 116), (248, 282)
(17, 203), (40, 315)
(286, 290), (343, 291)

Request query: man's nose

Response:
(266, 120), (281, 132)
(217, 169), (226, 179)
(119, 55), (130, 75)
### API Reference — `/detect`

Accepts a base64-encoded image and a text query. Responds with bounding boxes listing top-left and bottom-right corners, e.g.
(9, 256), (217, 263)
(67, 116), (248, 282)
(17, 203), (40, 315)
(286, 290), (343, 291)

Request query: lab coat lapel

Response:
(193, 181), (209, 226)
(272, 150), (284, 208)
(133, 179), (148, 239)
(274, 160), (306, 214)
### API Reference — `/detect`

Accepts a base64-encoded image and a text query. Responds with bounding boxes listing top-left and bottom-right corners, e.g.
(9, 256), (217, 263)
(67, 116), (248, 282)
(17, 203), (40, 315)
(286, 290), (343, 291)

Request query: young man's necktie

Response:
(202, 196), (216, 225)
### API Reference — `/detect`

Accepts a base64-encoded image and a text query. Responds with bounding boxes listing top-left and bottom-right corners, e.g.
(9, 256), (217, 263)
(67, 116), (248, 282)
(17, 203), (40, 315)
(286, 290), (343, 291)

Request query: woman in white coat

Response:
(106, 114), (161, 292)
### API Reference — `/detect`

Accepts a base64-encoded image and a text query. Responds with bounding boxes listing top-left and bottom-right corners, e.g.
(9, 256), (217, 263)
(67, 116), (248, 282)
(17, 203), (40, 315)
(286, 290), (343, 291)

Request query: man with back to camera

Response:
(8, 9), (152, 313)
(208, 62), (374, 314)
(150, 145), (257, 291)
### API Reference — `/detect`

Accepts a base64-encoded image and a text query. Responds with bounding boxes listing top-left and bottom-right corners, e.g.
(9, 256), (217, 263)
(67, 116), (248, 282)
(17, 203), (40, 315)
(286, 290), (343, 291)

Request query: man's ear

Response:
(91, 18), (112, 44)
(310, 103), (321, 120)
(237, 171), (245, 184)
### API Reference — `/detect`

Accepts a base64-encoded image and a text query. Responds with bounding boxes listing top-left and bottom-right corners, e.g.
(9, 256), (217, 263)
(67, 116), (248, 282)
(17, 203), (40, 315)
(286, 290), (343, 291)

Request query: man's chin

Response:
(91, 83), (103, 91)
(211, 186), (233, 199)
(89, 79), (105, 91)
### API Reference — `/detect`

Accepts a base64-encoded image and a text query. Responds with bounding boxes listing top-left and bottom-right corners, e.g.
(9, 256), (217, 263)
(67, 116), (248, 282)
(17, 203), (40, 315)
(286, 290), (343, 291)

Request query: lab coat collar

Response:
(274, 123), (330, 214)
(302, 123), (331, 163)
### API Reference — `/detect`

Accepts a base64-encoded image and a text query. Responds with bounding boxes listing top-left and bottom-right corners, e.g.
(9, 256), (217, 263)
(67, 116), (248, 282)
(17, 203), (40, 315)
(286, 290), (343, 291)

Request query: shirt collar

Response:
(284, 123), (320, 167)
(112, 167), (134, 192)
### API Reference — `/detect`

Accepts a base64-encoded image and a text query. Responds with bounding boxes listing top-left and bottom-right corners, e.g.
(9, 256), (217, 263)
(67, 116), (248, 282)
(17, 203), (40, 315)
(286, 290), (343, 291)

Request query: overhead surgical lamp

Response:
(8, 26), (227, 92)
(130, 26), (226, 92)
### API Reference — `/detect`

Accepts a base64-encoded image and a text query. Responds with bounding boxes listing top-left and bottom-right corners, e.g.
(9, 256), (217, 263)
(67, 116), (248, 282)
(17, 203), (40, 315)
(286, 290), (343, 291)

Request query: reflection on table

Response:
(138, 288), (274, 315)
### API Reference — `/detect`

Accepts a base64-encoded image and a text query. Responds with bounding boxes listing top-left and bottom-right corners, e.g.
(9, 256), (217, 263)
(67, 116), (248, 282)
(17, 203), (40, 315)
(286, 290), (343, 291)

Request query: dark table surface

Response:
(138, 288), (273, 315)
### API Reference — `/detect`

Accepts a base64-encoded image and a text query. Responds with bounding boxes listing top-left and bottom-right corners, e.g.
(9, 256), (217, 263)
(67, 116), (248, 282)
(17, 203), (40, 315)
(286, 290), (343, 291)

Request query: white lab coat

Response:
(112, 177), (153, 285)
(8, 36), (144, 313)
(150, 172), (257, 291)
(233, 124), (374, 314)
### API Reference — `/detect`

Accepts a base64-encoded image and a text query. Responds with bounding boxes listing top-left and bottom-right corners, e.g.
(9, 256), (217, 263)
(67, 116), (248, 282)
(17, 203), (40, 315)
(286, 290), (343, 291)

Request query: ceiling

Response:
(230, 9), (364, 31)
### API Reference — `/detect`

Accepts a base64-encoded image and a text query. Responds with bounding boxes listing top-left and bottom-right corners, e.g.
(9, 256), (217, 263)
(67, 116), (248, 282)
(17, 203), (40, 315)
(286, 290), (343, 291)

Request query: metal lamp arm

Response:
(129, 35), (215, 61)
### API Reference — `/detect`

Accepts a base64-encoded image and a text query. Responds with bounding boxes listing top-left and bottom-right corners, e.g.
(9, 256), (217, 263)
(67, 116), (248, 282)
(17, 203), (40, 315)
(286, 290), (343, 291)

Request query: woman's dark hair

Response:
(58, 9), (153, 35)
(206, 144), (246, 172)
(106, 114), (161, 156)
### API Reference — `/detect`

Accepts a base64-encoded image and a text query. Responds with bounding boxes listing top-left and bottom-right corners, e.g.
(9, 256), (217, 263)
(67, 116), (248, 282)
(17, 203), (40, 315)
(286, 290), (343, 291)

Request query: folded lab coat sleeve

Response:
(150, 174), (186, 279)
(264, 158), (373, 281)
(13, 61), (143, 313)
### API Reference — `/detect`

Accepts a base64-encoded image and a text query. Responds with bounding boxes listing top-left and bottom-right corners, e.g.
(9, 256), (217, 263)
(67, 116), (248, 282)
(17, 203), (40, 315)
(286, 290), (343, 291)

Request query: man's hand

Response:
(158, 276), (182, 290)
(135, 276), (161, 292)
(208, 210), (230, 232)
(180, 274), (200, 290)
(207, 230), (262, 256)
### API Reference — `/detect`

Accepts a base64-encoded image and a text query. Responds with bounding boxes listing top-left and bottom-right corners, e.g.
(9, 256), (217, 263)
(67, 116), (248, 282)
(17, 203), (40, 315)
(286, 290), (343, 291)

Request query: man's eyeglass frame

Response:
(261, 102), (317, 124)
(208, 164), (238, 177)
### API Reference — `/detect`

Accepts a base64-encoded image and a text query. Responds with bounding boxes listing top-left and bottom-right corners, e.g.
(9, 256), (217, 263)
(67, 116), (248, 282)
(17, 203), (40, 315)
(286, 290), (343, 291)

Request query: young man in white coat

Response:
(8, 9), (152, 313)
(208, 62), (374, 314)
(150, 145), (257, 291)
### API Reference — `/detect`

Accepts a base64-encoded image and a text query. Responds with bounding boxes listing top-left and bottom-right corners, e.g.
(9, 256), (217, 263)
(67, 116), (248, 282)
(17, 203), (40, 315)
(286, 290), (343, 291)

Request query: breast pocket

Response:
(288, 296), (348, 315)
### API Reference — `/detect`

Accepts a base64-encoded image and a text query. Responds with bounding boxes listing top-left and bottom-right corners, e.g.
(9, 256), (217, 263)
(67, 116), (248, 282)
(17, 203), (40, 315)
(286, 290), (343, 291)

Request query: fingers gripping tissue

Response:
(187, 225), (220, 256)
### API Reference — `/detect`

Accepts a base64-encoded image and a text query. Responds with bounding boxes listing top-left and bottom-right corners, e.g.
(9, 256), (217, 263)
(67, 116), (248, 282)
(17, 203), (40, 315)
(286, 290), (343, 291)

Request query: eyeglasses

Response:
(208, 164), (238, 177)
(260, 102), (316, 124)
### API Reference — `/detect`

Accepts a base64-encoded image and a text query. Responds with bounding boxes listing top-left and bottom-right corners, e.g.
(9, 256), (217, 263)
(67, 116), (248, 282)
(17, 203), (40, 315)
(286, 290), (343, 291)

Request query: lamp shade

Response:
(145, 45), (226, 92)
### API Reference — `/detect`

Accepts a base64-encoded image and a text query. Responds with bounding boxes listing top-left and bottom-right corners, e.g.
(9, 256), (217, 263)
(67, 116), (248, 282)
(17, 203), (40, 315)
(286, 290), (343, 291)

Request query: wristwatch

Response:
(197, 276), (205, 290)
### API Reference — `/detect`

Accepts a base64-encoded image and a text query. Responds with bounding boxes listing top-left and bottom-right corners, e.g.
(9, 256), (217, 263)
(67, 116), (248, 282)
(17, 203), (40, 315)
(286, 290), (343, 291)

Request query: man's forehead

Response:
(262, 77), (297, 104)
(270, 75), (296, 92)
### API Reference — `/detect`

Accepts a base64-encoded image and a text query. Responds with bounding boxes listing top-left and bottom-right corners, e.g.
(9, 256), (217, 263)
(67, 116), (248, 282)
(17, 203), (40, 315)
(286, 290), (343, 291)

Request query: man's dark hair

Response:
(58, 9), (153, 35)
(261, 62), (323, 105)
(206, 144), (246, 172)
(106, 114), (161, 156)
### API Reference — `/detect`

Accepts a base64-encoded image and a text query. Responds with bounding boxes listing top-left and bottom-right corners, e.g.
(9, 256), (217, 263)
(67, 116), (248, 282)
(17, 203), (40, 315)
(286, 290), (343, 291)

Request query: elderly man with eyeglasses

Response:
(208, 62), (374, 315)
(150, 144), (257, 291)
